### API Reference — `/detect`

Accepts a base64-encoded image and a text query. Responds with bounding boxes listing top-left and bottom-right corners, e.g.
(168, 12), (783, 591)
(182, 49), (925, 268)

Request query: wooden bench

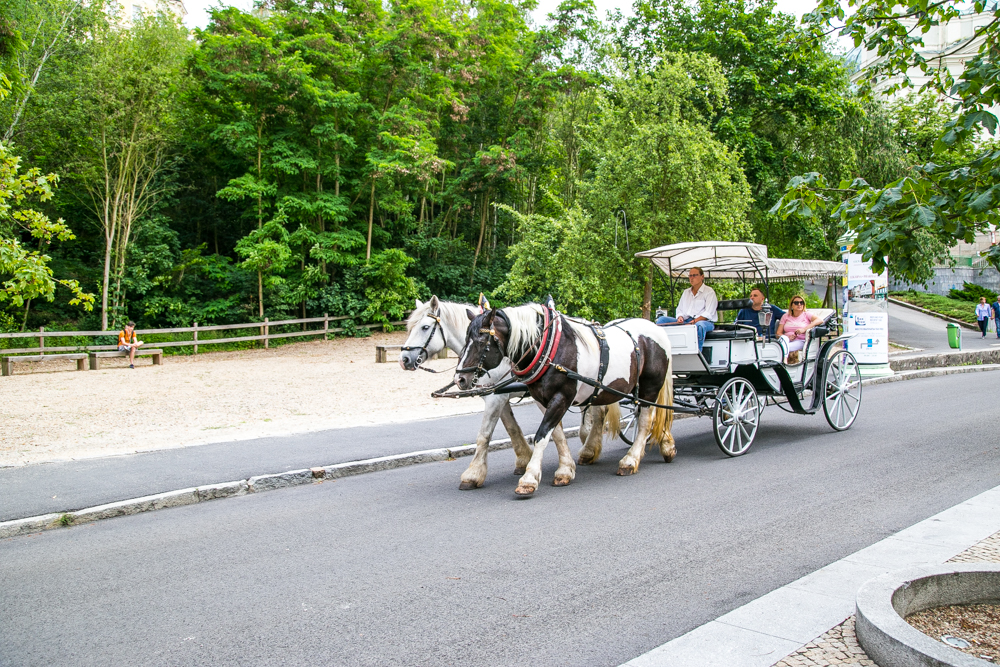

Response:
(375, 345), (449, 363)
(1, 353), (88, 376)
(88, 348), (164, 370)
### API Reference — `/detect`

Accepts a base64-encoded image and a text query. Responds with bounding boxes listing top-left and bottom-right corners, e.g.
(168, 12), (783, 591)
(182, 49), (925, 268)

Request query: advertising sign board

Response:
(840, 242), (889, 365)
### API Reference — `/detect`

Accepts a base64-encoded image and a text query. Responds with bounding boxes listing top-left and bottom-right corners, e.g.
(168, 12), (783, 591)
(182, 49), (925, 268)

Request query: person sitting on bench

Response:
(655, 267), (717, 350)
(736, 288), (784, 338)
(118, 321), (144, 369)
(776, 295), (823, 364)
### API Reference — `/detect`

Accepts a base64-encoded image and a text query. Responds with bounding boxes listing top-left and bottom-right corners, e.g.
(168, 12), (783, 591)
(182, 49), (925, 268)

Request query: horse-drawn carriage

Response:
(621, 241), (860, 457)
(402, 240), (859, 495)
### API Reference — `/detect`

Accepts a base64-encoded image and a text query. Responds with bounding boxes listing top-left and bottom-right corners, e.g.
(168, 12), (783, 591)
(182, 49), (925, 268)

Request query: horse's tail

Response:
(603, 402), (622, 441)
(650, 354), (674, 447)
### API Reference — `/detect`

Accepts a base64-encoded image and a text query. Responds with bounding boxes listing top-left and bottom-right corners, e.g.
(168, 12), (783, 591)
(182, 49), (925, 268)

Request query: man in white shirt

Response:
(655, 267), (717, 350)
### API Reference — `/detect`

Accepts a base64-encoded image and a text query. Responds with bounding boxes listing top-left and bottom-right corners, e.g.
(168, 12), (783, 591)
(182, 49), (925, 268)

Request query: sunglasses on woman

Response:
(792, 300), (805, 305)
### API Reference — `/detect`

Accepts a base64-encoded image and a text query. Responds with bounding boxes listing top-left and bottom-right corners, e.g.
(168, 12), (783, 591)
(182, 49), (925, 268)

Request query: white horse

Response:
(400, 296), (617, 489)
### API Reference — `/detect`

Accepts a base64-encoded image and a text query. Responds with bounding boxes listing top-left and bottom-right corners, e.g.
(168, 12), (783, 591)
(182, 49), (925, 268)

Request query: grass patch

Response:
(890, 291), (979, 325)
(58, 513), (74, 527)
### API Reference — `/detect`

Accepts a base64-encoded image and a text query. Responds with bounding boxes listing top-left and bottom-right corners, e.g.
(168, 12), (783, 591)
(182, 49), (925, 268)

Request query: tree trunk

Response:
(258, 270), (264, 318)
(101, 232), (113, 331)
(470, 191), (489, 285)
(366, 177), (376, 261)
(257, 121), (264, 229)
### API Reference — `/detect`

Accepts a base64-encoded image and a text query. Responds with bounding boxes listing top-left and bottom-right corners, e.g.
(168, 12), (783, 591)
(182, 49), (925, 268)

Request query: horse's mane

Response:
(406, 298), (473, 338)
(502, 304), (544, 358)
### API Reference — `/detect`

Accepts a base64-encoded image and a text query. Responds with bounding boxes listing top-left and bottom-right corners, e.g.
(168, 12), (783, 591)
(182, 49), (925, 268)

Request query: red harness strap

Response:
(512, 305), (563, 385)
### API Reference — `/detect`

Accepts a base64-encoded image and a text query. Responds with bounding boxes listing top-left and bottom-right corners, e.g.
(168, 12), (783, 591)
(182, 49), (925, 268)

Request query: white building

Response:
(847, 9), (993, 96)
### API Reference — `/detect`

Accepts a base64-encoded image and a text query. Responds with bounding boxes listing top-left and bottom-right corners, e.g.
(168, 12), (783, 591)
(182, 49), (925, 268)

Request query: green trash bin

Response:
(947, 322), (962, 349)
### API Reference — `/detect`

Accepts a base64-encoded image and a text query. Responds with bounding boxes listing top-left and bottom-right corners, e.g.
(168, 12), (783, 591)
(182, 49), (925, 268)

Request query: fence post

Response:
(39, 326), (44, 354)
(193, 322), (198, 355)
(264, 317), (269, 350)
(323, 313), (329, 340)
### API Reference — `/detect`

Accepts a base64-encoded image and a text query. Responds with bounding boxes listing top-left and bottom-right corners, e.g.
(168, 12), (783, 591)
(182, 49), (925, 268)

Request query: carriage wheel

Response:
(619, 401), (639, 445)
(823, 350), (862, 431)
(713, 377), (760, 457)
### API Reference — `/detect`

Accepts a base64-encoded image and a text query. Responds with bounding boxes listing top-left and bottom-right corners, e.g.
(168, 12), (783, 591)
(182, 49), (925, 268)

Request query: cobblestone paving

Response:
(773, 530), (1000, 666)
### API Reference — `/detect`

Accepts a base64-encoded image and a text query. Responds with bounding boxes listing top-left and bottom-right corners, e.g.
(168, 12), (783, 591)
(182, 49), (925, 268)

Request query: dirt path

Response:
(0, 332), (483, 467)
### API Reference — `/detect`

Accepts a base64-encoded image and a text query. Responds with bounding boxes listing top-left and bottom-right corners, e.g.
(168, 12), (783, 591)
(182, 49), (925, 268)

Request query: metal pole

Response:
(324, 313), (329, 340)
(668, 259), (676, 314)
(264, 317), (269, 350)
(193, 322), (198, 355)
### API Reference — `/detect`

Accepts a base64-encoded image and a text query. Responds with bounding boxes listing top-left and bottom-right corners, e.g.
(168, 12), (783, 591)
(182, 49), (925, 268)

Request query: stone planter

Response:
(855, 563), (1000, 667)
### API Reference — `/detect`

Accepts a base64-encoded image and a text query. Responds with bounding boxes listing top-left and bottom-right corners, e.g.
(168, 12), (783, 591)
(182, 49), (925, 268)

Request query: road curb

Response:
(0, 426), (577, 540)
(5, 363), (1000, 540)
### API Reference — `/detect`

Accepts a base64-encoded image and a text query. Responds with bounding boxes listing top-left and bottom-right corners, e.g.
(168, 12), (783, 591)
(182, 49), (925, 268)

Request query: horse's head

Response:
(455, 308), (508, 391)
(400, 296), (445, 370)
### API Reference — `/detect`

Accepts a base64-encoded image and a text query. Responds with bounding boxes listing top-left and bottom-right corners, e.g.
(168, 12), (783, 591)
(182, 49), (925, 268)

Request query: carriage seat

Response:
(717, 298), (753, 311)
(704, 298), (756, 341)
(704, 327), (755, 341)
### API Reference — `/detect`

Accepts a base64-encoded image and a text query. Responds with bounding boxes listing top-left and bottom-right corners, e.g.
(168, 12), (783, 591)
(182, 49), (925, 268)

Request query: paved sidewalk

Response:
(620, 484), (1000, 667)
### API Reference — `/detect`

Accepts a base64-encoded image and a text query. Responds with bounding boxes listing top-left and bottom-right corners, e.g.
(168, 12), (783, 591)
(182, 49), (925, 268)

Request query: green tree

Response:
(772, 0), (1000, 283)
(616, 0), (855, 259)
(502, 52), (752, 319)
(63, 8), (191, 329)
(0, 132), (93, 328)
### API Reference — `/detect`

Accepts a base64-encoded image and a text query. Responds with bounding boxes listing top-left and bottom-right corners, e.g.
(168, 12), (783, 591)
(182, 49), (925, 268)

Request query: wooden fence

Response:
(0, 313), (409, 356)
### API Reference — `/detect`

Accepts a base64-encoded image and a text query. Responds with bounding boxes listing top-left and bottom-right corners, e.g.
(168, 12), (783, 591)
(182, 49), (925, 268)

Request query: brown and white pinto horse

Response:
(400, 296), (618, 490)
(455, 303), (676, 496)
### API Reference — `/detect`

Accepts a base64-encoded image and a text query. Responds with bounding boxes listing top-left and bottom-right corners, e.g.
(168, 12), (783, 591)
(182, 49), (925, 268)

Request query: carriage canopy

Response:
(635, 241), (845, 282)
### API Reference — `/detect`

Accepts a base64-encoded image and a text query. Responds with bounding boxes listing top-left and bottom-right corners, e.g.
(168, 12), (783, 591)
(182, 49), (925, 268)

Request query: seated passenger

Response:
(735, 288), (784, 338)
(655, 267), (716, 350)
(776, 295), (824, 364)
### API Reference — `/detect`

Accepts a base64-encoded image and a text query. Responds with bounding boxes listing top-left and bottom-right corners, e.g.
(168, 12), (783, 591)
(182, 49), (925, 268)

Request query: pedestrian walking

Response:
(992, 295), (1000, 339)
(976, 297), (992, 338)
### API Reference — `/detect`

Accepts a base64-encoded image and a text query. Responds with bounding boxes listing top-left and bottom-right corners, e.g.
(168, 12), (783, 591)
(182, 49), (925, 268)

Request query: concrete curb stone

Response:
(248, 469), (315, 492)
(890, 350), (1000, 372)
(0, 513), (63, 539)
(196, 480), (249, 501)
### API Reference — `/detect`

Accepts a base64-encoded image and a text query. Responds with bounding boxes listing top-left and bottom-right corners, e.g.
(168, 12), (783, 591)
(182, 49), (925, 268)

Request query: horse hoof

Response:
(662, 450), (676, 463)
(577, 455), (595, 465)
(617, 464), (638, 476)
(552, 476), (571, 487)
(513, 466), (526, 475)
(514, 485), (536, 496)
(458, 480), (481, 490)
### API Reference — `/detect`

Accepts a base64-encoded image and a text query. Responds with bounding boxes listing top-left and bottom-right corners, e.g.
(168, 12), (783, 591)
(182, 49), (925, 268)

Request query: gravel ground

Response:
(907, 603), (1000, 662)
(0, 332), (480, 467)
(775, 530), (1000, 666)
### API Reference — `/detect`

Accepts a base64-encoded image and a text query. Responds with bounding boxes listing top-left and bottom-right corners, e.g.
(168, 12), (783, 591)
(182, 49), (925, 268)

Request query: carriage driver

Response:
(655, 267), (717, 350)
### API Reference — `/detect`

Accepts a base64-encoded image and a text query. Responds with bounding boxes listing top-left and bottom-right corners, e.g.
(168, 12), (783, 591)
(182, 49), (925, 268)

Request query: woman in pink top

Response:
(776, 294), (824, 362)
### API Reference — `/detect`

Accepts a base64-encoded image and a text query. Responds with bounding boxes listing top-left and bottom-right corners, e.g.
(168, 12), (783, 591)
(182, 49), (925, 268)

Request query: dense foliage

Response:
(772, 0), (1000, 285)
(0, 0), (974, 331)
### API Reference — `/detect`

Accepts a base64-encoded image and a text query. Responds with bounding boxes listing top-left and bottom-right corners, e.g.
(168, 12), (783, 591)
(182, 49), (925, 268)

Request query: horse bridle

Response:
(455, 311), (509, 385)
(401, 310), (443, 368)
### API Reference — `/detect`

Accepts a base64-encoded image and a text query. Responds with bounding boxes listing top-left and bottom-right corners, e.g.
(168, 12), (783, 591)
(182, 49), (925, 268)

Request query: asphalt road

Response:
(0, 400), (579, 522)
(2, 372), (1000, 667)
